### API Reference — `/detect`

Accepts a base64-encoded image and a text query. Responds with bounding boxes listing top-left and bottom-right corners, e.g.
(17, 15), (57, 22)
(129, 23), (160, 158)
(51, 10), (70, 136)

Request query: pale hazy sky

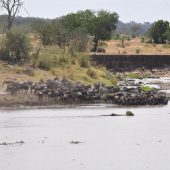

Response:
(2, 0), (170, 22)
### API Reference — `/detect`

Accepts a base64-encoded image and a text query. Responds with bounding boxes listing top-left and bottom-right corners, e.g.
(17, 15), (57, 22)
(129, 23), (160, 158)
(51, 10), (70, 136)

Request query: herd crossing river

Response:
(0, 77), (170, 170)
(3, 77), (169, 106)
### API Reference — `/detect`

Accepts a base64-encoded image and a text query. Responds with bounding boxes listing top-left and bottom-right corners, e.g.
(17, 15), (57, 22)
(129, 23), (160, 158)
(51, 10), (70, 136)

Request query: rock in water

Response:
(70, 141), (82, 144)
(126, 111), (134, 116)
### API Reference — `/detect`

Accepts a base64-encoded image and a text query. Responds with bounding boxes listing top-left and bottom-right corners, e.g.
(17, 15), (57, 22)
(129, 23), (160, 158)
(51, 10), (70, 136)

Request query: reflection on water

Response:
(0, 103), (170, 170)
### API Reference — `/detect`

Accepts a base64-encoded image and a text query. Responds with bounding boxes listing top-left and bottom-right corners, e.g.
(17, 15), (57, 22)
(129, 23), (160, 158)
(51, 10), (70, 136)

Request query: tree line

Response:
(0, 0), (119, 63)
(149, 20), (170, 44)
(0, 0), (170, 65)
(32, 10), (119, 52)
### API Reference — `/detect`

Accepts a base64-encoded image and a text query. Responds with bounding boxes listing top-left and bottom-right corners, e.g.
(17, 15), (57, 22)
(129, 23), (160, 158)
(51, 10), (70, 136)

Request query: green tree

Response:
(149, 20), (169, 44)
(59, 10), (118, 51)
(4, 29), (31, 63)
(165, 27), (170, 42)
(32, 20), (53, 46)
(32, 10), (118, 52)
(90, 10), (118, 51)
(50, 20), (69, 50)
(69, 27), (90, 52)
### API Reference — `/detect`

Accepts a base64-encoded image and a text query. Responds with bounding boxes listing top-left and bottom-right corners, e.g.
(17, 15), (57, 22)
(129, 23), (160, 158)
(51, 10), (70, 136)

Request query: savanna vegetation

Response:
(0, 0), (120, 85)
(0, 0), (170, 86)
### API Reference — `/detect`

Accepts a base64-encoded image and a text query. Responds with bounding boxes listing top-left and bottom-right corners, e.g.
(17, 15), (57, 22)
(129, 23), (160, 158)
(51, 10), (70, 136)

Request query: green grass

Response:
(127, 72), (151, 79)
(31, 45), (118, 85)
(140, 86), (154, 92)
(50, 65), (117, 86)
(127, 73), (142, 79)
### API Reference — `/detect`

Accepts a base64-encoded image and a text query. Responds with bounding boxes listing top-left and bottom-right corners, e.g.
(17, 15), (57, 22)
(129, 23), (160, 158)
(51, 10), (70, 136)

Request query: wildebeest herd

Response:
(3, 78), (169, 105)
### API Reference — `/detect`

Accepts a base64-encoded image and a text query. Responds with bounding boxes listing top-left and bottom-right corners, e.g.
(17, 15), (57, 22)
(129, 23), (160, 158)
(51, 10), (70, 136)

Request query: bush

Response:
(14, 66), (23, 74)
(38, 59), (52, 70)
(135, 48), (141, 54)
(3, 29), (31, 63)
(78, 53), (90, 68)
(140, 36), (145, 43)
(35, 46), (70, 70)
(58, 54), (69, 65)
(69, 39), (87, 52)
(87, 68), (97, 79)
(96, 47), (106, 53)
(34, 46), (91, 70)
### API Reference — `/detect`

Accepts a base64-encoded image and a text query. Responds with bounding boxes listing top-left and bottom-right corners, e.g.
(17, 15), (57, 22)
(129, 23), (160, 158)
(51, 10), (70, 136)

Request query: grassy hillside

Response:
(0, 57), (117, 87)
(0, 33), (117, 86)
(0, 33), (170, 88)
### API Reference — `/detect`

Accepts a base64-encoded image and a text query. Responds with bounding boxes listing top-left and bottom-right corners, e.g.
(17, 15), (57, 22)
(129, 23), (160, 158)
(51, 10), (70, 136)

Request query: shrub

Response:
(135, 48), (141, 54)
(78, 53), (90, 68)
(112, 34), (120, 40)
(68, 27), (90, 52)
(35, 46), (70, 70)
(96, 47), (105, 53)
(58, 54), (69, 65)
(14, 66), (23, 74)
(51, 68), (57, 75)
(69, 38), (89, 53)
(4, 29), (31, 63)
(87, 68), (97, 79)
(126, 36), (131, 41)
(140, 37), (145, 43)
(38, 58), (52, 70)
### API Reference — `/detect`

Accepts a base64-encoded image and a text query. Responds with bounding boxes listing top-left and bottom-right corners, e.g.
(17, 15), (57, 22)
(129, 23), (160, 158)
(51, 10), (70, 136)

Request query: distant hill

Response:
(116, 21), (152, 36)
(0, 15), (48, 32)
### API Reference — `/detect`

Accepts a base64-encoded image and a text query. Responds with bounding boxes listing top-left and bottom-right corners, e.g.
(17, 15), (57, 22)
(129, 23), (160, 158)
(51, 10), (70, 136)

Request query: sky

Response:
(1, 0), (170, 23)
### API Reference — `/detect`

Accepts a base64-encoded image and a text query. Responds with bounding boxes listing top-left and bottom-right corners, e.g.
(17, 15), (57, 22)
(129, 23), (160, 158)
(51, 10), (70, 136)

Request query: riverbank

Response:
(0, 76), (169, 108)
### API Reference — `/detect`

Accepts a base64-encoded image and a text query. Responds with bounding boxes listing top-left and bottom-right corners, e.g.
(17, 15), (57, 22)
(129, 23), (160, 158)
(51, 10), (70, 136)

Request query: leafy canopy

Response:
(149, 20), (169, 44)
(33, 10), (119, 51)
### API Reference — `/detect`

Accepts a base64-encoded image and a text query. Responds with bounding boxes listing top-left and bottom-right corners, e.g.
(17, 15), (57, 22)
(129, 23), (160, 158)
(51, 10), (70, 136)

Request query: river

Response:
(0, 103), (170, 170)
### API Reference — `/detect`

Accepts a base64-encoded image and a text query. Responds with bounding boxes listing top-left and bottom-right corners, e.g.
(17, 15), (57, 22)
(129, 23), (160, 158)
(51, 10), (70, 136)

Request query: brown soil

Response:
(105, 38), (170, 55)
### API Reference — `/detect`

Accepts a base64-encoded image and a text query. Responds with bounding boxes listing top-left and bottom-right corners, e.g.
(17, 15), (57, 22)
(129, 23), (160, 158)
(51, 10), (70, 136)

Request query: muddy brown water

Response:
(0, 103), (170, 170)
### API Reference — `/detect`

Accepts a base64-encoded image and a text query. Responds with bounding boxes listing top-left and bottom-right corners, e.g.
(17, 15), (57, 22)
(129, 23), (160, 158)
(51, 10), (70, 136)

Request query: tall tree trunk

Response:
(93, 37), (99, 52)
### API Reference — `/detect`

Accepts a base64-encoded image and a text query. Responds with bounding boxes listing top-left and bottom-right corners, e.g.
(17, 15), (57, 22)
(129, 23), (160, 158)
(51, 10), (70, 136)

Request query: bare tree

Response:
(0, 0), (24, 30)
